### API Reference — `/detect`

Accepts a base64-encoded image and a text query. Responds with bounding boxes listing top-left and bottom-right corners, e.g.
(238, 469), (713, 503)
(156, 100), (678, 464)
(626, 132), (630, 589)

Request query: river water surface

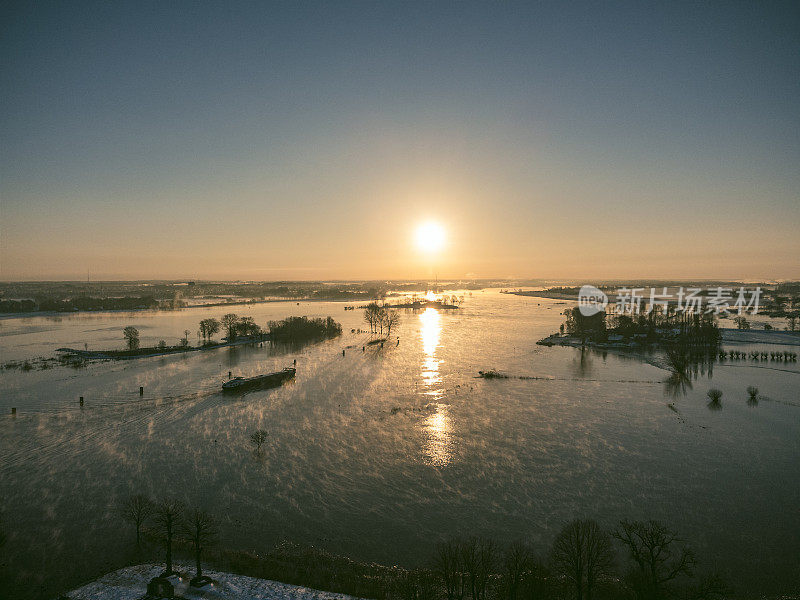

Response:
(1, 290), (798, 598)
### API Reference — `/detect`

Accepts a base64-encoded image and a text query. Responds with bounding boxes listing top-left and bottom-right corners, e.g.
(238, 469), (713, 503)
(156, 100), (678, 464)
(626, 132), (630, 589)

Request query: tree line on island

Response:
(119, 313), (343, 354)
(560, 307), (722, 347)
(118, 491), (726, 600)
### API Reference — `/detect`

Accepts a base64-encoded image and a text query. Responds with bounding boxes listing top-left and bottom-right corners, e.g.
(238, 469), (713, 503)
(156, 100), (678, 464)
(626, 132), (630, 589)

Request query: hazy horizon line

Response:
(2, 277), (796, 285)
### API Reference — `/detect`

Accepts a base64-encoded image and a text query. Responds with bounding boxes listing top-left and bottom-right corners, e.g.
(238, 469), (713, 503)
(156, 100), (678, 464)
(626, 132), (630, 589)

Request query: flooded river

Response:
(1, 290), (798, 598)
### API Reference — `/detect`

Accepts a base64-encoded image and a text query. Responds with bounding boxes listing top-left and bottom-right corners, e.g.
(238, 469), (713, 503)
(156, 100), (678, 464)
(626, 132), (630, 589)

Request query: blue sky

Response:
(2, 1), (798, 280)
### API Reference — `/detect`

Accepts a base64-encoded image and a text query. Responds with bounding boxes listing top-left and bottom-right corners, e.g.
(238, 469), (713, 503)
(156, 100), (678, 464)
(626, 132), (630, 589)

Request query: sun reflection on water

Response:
(420, 308), (442, 390)
(419, 308), (452, 466)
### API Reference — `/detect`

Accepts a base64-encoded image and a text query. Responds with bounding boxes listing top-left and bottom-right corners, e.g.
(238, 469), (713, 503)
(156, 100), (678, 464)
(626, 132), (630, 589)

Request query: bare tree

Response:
(383, 309), (401, 337)
(123, 326), (140, 350)
(364, 303), (384, 334)
(521, 557), (550, 600)
(462, 537), (496, 600)
(183, 508), (218, 585)
(502, 541), (532, 600)
(120, 494), (154, 546)
(550, 519), (615, 600)
(221, 313), (239, 341)
(435, 539), (466, 600)
(613, 520), (695, 600)
(154, 499), (185, 576)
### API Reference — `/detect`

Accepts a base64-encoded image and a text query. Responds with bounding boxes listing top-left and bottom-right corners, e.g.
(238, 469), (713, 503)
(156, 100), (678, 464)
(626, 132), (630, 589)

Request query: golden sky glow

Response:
(415, 221), (446, 255)
(1, 4), (798, 281)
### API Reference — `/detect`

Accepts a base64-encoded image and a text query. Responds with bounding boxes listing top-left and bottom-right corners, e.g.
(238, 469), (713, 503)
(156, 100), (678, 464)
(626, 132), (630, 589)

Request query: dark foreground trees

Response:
(501, 541), (532, 600)
(614, 520), (701, 600)
(183, 509), (218, 586)
(462, 537), (496, 600)
(549, 519), (615, 600)
(107, 494), (729, 600)
(120, 494), (154, 546)
(436, 539), (467, 600)
(118, 494), (220, 587)
(154, 499), (185, 576)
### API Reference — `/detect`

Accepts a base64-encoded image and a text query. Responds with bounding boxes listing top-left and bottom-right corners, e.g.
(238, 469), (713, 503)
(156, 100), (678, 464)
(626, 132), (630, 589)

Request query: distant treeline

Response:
(0, 295), (158, 313)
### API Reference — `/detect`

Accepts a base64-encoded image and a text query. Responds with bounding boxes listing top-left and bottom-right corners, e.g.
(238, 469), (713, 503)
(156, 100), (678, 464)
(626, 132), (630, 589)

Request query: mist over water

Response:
(1, 290), (799, 598)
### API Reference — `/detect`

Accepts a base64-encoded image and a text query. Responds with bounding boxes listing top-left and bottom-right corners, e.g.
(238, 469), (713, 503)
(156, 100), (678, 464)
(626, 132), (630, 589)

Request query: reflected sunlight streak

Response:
(419, 307), (451, 466)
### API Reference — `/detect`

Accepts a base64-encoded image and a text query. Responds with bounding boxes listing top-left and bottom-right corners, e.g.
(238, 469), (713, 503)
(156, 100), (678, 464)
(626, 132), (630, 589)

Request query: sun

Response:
(415, 221), (446, 254)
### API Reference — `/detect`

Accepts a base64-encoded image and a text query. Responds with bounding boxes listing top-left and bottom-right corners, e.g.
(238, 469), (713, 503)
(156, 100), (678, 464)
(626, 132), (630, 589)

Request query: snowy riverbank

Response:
(60, 563), (366, 600)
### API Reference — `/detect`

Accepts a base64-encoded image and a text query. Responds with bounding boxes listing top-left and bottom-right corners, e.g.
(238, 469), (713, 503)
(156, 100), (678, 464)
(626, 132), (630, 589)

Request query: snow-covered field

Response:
(61, 563), (366, 600)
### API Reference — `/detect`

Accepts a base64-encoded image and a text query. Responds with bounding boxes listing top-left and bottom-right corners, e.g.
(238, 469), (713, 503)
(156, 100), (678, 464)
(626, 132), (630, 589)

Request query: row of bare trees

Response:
(434, 519), (725, 600)
(117, 497), (724, 600)
(120, 495), (218, 585)
(364, 303), (401, 335)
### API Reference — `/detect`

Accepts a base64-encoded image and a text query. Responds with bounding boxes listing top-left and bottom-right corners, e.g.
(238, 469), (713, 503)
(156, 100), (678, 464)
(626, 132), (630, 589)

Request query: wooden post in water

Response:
(139, 386), (144, 396)
(79, 396), (84, 406)
(11, 407), (16, 416)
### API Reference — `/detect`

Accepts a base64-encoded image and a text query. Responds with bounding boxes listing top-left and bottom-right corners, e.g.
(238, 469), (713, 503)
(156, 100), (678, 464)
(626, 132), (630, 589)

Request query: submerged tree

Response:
(183, 508), (218, 586)
(120, 494), (154, 546)
(250, 430), (268, 455)
(123, 326), (140, 350)
(154, 499), (185, 576)
(550, 519), (615, 600)
(746, 386), (759, 406)
(613, 520), (695, 600)
(706, 388), (723, 410)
